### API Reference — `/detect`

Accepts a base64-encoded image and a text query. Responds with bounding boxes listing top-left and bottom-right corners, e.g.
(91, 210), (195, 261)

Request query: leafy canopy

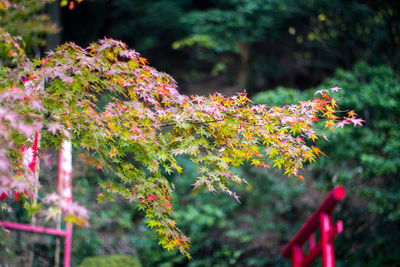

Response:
(0, 38), (362, 257)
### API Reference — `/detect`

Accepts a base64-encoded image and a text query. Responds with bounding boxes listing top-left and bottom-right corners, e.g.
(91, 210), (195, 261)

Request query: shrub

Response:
(78, 255), (142, 267)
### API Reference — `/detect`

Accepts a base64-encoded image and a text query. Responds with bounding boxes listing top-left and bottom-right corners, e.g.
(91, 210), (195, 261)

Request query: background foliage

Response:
(1, 0), (400, 266)
(62, 0), (400, 93)
(253, 63), (400, 266)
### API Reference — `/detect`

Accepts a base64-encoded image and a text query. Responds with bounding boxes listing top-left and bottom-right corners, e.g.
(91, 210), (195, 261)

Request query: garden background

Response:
(1, 0), (399, 266)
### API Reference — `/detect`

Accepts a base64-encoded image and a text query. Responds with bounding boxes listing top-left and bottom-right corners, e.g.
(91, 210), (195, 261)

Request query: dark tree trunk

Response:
(46, 2), (62, 51)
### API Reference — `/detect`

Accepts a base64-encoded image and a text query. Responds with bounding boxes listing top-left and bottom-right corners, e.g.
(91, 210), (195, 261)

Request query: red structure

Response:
(0, 140), (73, 267)
(0, 79), (74, 266)
(281, 186), (346, 267)
(0, 220), (73, 266)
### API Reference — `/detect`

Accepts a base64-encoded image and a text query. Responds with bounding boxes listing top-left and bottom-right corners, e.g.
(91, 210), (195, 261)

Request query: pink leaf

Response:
(147, 195), (156, 202)
(314, 89), (328, 95)
(321, 133), (329, 141)
(47, 122), (63, 134)
(349, 117), (365, 127)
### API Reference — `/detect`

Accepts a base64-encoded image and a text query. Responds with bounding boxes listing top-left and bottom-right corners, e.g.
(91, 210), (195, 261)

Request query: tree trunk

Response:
(46, 2), (62, 51)
(236, 42), (251, 91)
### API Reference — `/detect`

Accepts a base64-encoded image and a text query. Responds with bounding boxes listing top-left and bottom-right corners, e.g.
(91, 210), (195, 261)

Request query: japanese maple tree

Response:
(0, 38), (363, 257)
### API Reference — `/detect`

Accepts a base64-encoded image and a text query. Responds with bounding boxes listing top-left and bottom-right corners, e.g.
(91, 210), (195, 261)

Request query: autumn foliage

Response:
(0, 39), (363, 256)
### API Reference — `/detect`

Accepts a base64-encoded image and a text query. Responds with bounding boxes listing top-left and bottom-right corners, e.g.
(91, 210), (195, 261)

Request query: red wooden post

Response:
(281, 186), (346, 267)
(64, 223), (73, 267)
(320, 212), (335, 267)
(309, 233), (316, 251)
(59, 140), (73, 267)
(292, 245), (303, 267)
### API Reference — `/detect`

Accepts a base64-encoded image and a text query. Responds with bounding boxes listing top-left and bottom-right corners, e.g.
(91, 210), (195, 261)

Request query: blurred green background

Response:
(1, 0), (400, 266)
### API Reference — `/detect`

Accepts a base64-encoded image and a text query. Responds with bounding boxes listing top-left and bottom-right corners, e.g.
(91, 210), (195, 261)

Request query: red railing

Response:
(0, 221), (73, 266)
(0, 140), (73, 267)
(281, 186), (346, 267)
(0, 221), (68, 237)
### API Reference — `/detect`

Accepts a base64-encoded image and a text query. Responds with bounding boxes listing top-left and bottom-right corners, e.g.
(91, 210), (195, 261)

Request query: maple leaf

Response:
(147, 220), (158, 228)
(0, 192), (7, 200)
(47, 122), (63, 134)
(163, 202), (172, 210)
(330, 99), (338, 109)
(0, 157), (10, 171)
(349, 117), (365, 127)
(347, 110), (357, 117)
(18, 123), (35, 137)
(61, 201), (89, 219)
(138, 57), (148, 65)
(311, 145), (326, 158)
(109, 147), (117, 158)
(147, 195), (156, 202)
(314, 89), (329, 95)
(322, 93), (331, 100)
(43, 193), (60, 204)
(41, 58), (49, 65)
(95, 162), (103, 170)
(324, 120), (335, 132)
(336, 120), (349, 128)
(259, 162), (270, 169)
(321, 133), (329, 142)
(296, 136), (305, 143)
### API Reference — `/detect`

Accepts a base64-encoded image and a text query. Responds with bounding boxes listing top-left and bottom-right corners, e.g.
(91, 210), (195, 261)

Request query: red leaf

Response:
(147, 195), (156, 202)
(322, 93), (331, 100)
(0, 192), (7, 201)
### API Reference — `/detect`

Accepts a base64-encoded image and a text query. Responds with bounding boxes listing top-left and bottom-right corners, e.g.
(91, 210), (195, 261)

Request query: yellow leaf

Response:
(107, 122), (114, 130)
(331, 99), (338, 108)
(109, 147), (117, 158)
(348, 110), (357, 117)
(312, 145), (326, 158)
(324, 120), (335, 132)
